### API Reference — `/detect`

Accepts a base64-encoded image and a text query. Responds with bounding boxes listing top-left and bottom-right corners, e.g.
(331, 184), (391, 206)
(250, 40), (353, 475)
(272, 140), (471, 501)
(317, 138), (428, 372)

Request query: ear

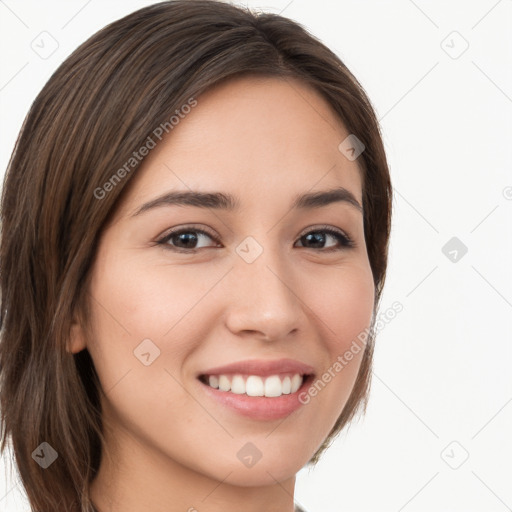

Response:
(67, 316), (88, 354)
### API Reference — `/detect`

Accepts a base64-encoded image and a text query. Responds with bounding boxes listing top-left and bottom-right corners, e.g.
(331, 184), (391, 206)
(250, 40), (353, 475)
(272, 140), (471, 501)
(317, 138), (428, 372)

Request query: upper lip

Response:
(198, 358), (315, 378)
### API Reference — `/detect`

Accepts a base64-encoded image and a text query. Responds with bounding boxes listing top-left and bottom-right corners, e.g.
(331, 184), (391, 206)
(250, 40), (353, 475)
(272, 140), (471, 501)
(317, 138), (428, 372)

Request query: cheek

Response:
(297, 262), (374, 429)
(84, 248), (230, 408)
(84, 253), (203, 445)
(87, 249), (208, 350)
(306, 261), (375, 352)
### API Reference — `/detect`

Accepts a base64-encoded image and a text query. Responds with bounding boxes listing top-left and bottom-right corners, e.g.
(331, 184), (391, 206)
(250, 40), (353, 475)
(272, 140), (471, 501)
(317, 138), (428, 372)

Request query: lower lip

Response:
(197, 375), (314, 421)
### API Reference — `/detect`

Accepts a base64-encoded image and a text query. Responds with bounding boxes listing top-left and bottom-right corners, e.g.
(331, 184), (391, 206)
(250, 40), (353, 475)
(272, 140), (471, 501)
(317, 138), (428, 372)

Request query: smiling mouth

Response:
(198, 372), (314, 398)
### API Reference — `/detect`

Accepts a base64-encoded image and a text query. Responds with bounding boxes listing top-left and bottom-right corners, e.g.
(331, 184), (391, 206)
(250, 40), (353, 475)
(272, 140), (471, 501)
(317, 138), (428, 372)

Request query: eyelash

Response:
(156, 224), (356, 253)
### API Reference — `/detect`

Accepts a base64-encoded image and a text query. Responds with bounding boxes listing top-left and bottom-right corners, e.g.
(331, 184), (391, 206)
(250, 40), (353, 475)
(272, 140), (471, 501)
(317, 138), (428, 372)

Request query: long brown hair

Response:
(0, 1), (392, 510)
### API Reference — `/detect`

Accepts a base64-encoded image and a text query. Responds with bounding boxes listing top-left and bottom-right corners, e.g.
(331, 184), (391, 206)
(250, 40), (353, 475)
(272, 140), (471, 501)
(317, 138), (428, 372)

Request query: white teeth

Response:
(264, 375), (282, 397)
(230, 375), (245, 394)
(203, 373), (305, 397)
(218, 375), (230, 392)
(246, 375), (264, 396)
(282, 376), (291, 394)
(291, 374), (302, 393)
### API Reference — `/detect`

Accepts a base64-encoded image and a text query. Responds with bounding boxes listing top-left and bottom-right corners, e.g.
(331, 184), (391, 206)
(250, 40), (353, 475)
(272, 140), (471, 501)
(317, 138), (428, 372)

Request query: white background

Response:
(1, 1), (511, 511)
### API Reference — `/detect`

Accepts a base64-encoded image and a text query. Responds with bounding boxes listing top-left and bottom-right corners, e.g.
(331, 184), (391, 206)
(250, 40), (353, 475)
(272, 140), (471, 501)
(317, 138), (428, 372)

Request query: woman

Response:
(0, 1), (392, 511)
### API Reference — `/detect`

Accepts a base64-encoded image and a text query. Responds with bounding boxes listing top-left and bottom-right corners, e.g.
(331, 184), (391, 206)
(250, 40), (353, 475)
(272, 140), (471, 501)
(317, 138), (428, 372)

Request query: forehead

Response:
(117, 75), (363, 216)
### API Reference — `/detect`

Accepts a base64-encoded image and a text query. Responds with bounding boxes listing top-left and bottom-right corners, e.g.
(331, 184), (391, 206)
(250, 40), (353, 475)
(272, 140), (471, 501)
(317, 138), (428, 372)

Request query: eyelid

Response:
(156, 224), (221, 247)
(297, 223), (349, 239)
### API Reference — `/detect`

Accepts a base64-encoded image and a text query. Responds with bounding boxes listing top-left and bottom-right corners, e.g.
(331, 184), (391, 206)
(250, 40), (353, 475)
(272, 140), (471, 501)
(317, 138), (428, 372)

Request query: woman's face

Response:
(72, 76), (374, 490)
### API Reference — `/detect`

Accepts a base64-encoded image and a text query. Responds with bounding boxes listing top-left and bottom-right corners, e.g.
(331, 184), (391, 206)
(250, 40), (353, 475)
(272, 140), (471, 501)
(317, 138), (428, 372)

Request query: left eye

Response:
(295, 227), (354, 251)
(156, 226), (354, 252)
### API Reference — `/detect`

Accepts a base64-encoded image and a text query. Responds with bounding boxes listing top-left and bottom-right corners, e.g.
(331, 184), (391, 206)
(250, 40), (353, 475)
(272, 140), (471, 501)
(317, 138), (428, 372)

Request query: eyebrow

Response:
(131, 186), (363, 217)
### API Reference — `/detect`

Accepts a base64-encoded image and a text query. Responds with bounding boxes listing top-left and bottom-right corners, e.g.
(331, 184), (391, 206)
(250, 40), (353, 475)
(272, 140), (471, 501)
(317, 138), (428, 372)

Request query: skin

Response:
(69, 75), (375, 512)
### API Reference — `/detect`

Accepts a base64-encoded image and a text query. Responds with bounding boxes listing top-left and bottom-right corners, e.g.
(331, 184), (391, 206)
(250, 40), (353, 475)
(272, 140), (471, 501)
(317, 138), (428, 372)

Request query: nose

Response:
(223, 243), (305, 342)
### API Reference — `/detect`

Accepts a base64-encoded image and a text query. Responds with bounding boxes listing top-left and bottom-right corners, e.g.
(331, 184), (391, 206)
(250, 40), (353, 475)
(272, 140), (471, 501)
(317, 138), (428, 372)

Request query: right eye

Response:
(156, 226), (221, 252)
